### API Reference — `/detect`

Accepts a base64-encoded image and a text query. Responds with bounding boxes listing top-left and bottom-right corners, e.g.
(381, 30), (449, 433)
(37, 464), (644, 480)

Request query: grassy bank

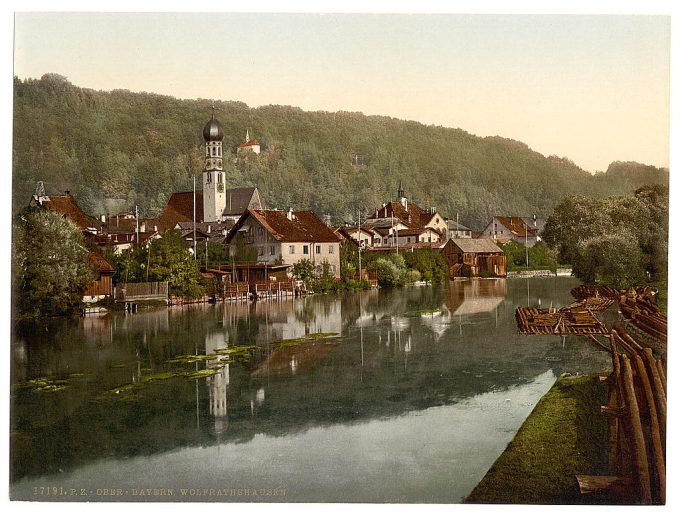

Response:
(465, 375), (609, 504)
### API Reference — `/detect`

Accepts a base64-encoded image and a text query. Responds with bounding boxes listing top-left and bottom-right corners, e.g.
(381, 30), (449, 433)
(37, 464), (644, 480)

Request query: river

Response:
(10, 277), (611, 503)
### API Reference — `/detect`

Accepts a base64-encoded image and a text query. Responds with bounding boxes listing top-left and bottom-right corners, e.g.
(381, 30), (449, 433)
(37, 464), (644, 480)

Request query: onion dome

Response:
(202, 115), (224, 141)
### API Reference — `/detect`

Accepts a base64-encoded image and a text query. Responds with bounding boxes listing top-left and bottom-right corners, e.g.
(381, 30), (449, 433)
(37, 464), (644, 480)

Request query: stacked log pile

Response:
(578, 326), (666, 504)
(515, 284), (666, 504)
(618, 287), (667, 345)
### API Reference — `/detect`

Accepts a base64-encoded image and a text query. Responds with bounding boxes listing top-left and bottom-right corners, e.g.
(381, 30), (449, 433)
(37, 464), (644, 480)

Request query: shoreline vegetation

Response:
(465, 375), (611, 504)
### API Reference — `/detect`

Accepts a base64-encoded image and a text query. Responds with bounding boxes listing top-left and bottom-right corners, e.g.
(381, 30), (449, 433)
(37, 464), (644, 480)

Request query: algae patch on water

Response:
(142, 372), (178, 383)
(182, 368), (220, 380)
(12, 376), (83, 394)
(270, 333), (341, 349)
(167, 354), (219, 364)
(305, 332), (341, 339)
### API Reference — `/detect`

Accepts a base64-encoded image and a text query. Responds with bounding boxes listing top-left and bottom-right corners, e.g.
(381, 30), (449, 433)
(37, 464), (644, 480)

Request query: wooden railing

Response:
(114, 281), (168, 302)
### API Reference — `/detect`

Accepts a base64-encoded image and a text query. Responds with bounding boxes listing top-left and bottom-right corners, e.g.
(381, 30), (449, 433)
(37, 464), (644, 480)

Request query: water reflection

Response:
(10, 278), (612, 502)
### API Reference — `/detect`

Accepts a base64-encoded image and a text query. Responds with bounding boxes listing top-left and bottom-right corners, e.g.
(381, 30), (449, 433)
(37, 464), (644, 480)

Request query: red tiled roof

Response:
(373, 200), (434, 228)
(238, 140), (260, 148)
(40, 195), (98, 230)
(87, 252), (116, 273)
(493, 216), (537, 238)
(226, 209), (340, 243)
(156, 192), (204, 231)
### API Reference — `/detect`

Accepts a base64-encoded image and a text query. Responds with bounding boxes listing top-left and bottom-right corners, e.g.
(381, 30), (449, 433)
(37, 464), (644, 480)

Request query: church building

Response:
(153, 110), (264, 231)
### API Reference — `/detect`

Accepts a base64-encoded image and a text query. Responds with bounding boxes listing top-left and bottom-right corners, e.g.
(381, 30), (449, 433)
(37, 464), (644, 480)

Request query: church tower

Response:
(202, 107), (226, 222)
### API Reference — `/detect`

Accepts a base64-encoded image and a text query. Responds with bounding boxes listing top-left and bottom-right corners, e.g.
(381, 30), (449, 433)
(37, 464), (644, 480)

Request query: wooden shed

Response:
(83, 252), (116, 302)
(445, 238), (507, 277)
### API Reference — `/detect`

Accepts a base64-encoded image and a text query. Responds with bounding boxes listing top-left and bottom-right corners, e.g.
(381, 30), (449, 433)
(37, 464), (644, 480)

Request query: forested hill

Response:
(13, 74), (669, 229)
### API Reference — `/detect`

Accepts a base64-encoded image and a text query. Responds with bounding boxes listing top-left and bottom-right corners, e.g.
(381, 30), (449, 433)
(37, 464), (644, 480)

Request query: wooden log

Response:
(656, 358), (667, 393)
(643, 348), (666, 436)
(621, 356), (652, 504)
(576, 475), (635, 497)
(632, 353), (665, 502)
(589, 335), (611, 353)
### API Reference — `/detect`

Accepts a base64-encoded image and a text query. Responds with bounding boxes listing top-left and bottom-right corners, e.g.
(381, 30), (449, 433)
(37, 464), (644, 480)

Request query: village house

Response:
(371, 183), (448, 236)
(445, 219), (473, 239)
(480, 216), (542, 247)
(30, 185), (99, 235)
(446, 238), (507, 277)
(225, 209), (341, 277)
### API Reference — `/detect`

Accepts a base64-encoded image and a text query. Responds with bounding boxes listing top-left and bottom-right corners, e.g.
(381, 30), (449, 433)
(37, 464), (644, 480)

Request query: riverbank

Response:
(506, 268), (572, 278)
(465, 374), (609, 504)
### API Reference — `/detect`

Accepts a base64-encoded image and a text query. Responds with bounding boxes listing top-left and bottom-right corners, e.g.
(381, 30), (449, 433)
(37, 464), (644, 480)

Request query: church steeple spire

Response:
(397, 180), (405, 199)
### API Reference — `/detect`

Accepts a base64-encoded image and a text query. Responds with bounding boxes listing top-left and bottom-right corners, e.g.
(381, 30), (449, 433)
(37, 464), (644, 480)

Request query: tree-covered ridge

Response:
(13, 74), (669, 228)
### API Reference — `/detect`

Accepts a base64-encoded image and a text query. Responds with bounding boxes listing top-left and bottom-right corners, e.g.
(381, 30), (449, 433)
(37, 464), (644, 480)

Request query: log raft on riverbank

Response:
(496, 285), (666, 504)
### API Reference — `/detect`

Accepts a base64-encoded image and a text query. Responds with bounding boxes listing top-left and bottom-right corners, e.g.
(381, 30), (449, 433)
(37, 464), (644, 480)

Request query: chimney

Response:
(287, 208), (293, 221)
(140, 222), (146, 233)
(101, 214), (106, 223)
(208, 224), (212, 234)
(65, 190), (70, 196)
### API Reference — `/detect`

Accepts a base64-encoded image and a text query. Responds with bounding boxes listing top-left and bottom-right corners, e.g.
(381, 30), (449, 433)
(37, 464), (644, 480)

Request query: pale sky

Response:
(11, 11), (672, 173)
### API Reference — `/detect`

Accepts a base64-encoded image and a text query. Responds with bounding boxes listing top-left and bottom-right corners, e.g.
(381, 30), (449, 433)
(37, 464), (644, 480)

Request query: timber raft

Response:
(477, 285), (666, 505)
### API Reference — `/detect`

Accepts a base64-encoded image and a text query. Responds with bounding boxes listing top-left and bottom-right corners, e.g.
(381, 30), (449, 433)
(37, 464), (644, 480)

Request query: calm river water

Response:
(10, 277), (611, 503)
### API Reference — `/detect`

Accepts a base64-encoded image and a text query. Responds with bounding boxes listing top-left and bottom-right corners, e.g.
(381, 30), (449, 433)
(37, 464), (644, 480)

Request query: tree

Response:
(292, 259), (316, 282)
(145, 231), (203, 298)
(543, 186), (668, 288)
(574, 231), (645, 287)
(12, 209), (95, 317)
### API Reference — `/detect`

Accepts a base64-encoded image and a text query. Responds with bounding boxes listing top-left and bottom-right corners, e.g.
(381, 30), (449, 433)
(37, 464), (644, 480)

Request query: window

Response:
(375, 238), (381, 245)
(270, 246), (275, 255)
(315, 245), (321, 254)
(328, 245), (334, 254)
(206, 172), (212, 183)
(303, 245), (309, 255)
(289, 245), (295, 254)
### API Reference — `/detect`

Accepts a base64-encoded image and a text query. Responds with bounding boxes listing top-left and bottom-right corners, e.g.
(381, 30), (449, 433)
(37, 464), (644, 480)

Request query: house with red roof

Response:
(30, 189), (99, 234)
(224, 209), (341, 277)
(480, 216), (542, 247)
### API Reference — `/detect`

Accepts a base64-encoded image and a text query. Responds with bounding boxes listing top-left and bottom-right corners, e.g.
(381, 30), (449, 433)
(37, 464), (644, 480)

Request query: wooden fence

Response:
(114, 281), (168, 302)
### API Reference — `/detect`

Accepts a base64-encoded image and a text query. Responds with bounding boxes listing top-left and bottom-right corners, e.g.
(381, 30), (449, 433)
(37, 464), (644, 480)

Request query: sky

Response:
(11, 8), (671, 173)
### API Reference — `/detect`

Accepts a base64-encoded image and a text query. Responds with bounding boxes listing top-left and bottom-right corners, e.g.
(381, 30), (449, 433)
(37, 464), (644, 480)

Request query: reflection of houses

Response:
(446, 278), (507, 316)
(447, 238), (507, 277)
(221, 298), (342, 345)
(224, 209), (341, 277)
(252, 339), (338, 376)
(83, 252), (116, 302)
(480, 216), (544, 247)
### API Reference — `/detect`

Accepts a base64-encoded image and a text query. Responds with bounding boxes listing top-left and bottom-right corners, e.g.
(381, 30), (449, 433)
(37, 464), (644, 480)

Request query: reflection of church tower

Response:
(202, 107), (226, 222)
(205, 329), (229, 433)
(207, 363), (230, 434)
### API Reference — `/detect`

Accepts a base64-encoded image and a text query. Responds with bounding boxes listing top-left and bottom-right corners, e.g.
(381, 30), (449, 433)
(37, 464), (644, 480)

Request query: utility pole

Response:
(135, 205), (139, 245)
(358, 209), (362, 280)
(525, 224), (529, 268)
(193, 174), (197, 259)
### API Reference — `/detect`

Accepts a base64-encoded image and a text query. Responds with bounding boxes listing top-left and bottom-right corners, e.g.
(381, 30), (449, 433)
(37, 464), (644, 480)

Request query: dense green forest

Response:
(13, 74), (669, 228)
